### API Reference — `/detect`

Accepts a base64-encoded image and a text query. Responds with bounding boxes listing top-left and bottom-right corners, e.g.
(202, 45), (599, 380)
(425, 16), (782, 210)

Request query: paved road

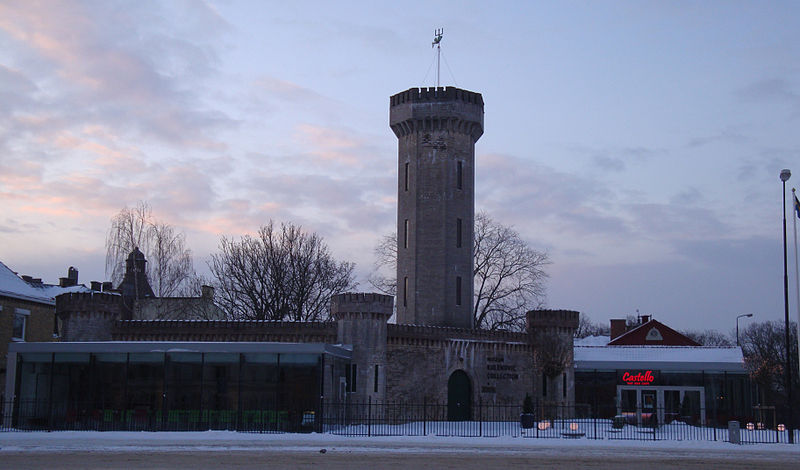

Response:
(2, 432), (798, 469)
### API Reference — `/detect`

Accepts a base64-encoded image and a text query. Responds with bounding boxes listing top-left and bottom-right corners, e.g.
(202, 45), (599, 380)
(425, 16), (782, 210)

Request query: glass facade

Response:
(575, 369), (755, 425)
(10, 343), (350, 431)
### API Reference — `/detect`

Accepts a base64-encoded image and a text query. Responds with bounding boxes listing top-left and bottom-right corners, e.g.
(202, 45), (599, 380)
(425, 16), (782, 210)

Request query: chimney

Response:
(610, 319), (627, 340)
(640, 315), (651, 324)
(102, 281), (113, 292)
(91, 281), (102, 291)
(59, 267), (79, 287)
(201, 285), (214, 299)
(68, 267), (78, 284)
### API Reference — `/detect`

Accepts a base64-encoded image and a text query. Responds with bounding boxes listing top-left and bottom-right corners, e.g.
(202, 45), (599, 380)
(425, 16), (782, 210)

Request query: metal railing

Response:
(2, 399), (796, 443)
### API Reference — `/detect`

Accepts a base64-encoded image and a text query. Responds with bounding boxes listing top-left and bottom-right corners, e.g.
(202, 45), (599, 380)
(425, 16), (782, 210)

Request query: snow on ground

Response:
(2, 431), (800, 456)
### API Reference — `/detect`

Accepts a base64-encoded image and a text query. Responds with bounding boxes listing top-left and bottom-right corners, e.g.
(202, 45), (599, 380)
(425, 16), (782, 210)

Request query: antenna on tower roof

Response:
(432, 28), (443, 88)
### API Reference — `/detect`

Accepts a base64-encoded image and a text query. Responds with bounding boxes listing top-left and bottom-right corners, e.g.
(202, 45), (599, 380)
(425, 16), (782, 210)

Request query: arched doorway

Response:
(447, 370), (472, 421)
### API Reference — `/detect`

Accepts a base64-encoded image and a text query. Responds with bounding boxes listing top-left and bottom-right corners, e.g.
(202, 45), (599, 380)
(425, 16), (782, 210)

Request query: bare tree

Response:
(208, 220), (357, 321)
(532, 330), (572, 378)
(368, 212), (550, 331)
(473, 212), (550, 331)
(740, 321), (798, 409)
(680, 329), (733, 346)
(367, 233), (397, 296)
(105, 201), (197, 297)
(575, 314), (609, 338)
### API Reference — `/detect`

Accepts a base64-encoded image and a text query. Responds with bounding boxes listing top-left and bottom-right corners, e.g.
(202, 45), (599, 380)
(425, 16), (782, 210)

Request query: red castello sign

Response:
(620, 370), (657, 385)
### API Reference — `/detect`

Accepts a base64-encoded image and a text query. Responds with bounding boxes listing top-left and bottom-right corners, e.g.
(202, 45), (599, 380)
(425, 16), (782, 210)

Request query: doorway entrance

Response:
(447, 370), (472, 421)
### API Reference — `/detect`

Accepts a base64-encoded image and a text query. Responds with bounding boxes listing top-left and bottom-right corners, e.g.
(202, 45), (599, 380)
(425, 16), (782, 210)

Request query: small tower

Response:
(331, 293), (393, 402)
(117, 247), (154, 318)
(56, 291), (123, 341)
(527, 310), (580, 405)
(390, 87), (484, 328)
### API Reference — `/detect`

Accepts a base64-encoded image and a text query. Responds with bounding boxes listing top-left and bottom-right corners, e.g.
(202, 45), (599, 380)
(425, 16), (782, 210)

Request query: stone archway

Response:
(447, 370), (472, 421)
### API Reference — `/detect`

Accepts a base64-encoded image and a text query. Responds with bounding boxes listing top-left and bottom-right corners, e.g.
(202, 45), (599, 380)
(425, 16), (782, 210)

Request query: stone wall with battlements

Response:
(112, 319), (337, 343)
(56, 292), (123, 342)
(385, 324), (534, 406)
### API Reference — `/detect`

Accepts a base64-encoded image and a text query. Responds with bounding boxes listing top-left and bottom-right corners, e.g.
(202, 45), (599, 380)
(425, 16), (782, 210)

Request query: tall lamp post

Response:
(780, 168), (794, 443)
(736, 313), (753, 347)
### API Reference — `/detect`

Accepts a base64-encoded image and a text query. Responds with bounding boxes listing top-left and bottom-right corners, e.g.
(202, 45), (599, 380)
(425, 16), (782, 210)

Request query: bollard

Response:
(728, 420), (741, 444)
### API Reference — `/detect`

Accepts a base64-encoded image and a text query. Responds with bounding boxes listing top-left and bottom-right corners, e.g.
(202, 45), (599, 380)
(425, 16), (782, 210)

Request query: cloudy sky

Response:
(1, 0), (799, 332)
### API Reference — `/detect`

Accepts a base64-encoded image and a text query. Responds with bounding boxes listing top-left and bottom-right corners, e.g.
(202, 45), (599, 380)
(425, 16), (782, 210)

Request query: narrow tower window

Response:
(374, 364), (379, 393)
(404, 162), (409, 191)
(403, 219), (409, 249)
(456, 218), (462, 248)
(542, 373), (547, 398)
(562, 372), (567, 398)
(457, 161), (463, 190)
(455, 276), (462, 306)
(403, 277), (408, 307)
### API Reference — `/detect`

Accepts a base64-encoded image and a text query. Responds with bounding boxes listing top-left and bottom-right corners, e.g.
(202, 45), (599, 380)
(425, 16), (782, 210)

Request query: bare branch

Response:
(208, 220), (357, 321)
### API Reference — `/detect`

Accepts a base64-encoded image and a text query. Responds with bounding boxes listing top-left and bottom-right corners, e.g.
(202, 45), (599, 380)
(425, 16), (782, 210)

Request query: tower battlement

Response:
(331, 292), (393, 319)
(389, 87), (484, 141)
(390, 87), (483, 107)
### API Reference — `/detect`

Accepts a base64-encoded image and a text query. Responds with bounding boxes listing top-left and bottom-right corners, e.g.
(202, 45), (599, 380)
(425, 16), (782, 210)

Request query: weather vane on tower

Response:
(432, 28), (443, 88)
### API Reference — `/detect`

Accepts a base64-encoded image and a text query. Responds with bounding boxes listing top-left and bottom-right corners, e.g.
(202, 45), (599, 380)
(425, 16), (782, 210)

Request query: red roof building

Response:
(608, 316), (700, 346)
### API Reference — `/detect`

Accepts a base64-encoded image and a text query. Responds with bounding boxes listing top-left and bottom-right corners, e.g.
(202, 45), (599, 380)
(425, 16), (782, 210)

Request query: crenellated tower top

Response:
(389, 87), (484, 141)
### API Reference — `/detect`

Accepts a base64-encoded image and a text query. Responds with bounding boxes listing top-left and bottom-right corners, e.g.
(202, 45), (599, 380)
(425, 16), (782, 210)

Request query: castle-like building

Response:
(4, 87), (579, 430)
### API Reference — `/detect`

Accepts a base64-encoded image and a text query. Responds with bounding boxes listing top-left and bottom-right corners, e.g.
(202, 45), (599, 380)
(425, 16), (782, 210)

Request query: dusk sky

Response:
(1, 1), (799, 332)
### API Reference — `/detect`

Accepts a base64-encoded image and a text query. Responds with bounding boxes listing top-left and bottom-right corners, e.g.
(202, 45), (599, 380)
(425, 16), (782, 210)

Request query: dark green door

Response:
(447, 370), (471, 421)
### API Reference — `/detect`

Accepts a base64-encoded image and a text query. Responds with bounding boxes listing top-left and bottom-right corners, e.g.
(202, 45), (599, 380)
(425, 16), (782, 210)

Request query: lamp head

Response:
(780, 169), (791, 182)
(745, 313), (753, 318)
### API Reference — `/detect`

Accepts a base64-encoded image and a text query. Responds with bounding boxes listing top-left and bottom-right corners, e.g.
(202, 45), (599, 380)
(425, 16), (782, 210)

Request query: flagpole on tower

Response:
(432, 28), (443, 88)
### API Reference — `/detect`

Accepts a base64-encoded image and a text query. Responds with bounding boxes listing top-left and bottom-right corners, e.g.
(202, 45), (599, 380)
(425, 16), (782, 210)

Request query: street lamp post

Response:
(736, 313), (753, 347)
(780, 168), (794, 443)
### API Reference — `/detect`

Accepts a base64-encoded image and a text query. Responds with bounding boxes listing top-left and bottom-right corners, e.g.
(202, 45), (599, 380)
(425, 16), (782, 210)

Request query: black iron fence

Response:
(1, 399), (796, 443)
(320, 400), (797, 443)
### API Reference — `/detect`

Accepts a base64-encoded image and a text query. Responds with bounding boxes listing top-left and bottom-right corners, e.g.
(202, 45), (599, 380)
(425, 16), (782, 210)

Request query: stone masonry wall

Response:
(385, 324), (534, 406)
(112, 319), (337, 343)
(56, 292), (123, 342)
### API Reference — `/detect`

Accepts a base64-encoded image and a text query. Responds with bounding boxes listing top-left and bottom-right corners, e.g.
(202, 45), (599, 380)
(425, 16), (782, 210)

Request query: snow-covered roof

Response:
(0, 260), (89, 305)
(574, 345), (745, 373)
(574, 335), (610, 346)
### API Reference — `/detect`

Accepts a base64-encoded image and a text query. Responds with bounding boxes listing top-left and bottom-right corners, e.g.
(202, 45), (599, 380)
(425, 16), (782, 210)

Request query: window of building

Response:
(404, 219), (409, 249)
(456, 218), (462, 248)
(542, 373), (547, 398)
(346, 363), (357, 393)
(374, 364), (379, 393)
(404, 162), (409, 191)
(455, 276), (462, 306)
(457, 161), (463, 190)
(403, 277), (408, 307)
(563, 373), (567, 398)
(12, 308), (30, 341)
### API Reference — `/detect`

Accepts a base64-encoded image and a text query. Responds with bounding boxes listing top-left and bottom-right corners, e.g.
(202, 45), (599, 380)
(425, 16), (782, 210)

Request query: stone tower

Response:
(389, 87), (484, 328)
(331, 293), (393, 402)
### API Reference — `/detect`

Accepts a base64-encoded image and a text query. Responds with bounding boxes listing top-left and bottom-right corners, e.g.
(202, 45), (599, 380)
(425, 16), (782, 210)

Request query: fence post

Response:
(423, 397), (427, 436)
(479, 397), (482, 437)
(368, 396), (372, 437)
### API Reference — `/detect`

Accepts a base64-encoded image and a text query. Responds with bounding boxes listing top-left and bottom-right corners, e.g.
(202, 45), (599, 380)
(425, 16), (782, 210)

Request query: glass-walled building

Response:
(4, 342), (351, 431)
(574, 345), (754, 426)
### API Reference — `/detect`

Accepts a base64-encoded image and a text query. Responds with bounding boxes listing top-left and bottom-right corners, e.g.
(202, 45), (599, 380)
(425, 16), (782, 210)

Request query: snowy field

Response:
(2, 431), (800, 470)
